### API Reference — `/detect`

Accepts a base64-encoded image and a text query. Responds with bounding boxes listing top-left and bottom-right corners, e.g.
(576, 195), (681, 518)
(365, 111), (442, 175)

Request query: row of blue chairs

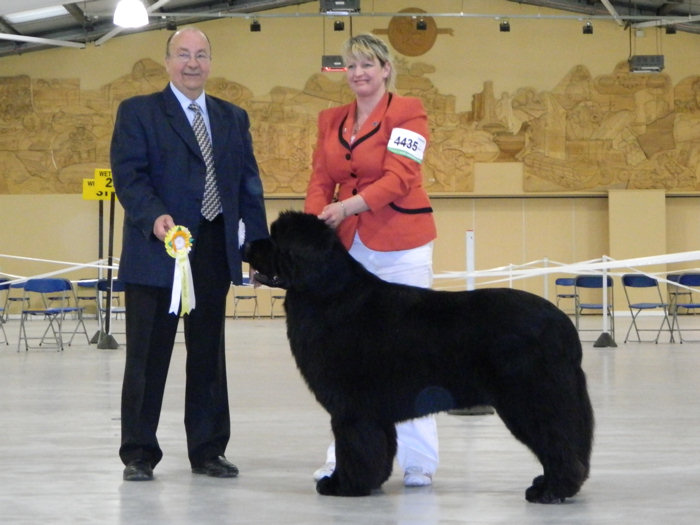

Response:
(0, 277), (125, 351)
(555, 273), (700, 344)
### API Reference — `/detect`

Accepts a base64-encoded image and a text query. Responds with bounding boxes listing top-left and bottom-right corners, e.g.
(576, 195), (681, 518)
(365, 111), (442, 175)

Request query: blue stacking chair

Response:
(233, 276), (258, 319)
(97, 278), (126, 321)
(0, 279), (9, 344)
(669, 273), (700, 343)
(17, 278), (89, 352)
(2, 281), (28, 322)
(574, 275), (615, 341)
(554, 277), (578, 314)
(621, 274), (673, 343)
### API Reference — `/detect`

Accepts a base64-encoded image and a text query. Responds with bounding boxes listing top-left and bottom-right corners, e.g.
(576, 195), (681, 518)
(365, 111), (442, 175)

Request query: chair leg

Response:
(270, 296), (284, 319)
(46, 314), (64, 351)
(17, 313), (28, 352)
(43, 315), (63, 351)
(67, 311), (90, 345)
(233, 297), (258, 319)
(624, 309), (641, 343)
(671, 307), (684, 343)
(657, 309), (674, 343)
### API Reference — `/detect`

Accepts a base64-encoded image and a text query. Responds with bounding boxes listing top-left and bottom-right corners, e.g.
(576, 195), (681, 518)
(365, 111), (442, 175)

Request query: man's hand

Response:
(153, 214), (175, 241)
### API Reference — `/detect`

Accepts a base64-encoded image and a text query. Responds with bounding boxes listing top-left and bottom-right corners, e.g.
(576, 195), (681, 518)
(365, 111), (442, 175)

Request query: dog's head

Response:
(245, 210), (356, 293)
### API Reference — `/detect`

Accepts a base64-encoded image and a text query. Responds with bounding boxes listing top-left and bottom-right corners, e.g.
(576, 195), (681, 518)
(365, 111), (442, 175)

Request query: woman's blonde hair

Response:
(342, 33), (395, 90)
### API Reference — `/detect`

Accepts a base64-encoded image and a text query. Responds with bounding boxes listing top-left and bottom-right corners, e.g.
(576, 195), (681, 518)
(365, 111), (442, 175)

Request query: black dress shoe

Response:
(123, 460), (153, 481)
(192, 455), (239, 478)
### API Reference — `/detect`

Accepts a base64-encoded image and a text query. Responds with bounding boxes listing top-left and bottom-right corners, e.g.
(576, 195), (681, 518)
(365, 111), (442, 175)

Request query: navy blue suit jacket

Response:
(111, 85), (268, 287)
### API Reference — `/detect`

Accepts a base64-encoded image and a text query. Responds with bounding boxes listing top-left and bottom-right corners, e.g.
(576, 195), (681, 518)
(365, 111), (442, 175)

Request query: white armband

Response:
(387, 127), (427, 164)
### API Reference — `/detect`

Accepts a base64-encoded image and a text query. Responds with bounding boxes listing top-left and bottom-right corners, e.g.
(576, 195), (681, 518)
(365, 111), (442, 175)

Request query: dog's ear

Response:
(271, 211), (355, 293)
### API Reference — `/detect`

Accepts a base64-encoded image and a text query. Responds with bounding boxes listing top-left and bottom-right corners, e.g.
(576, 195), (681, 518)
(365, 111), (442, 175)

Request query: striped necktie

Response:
(189, 102), (222, 221)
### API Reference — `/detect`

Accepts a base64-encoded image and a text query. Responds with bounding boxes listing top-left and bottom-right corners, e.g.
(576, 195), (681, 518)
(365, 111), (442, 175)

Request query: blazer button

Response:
(352, 189), (358, 195)
(350, 173), (357, 178)
(345, 153), (351, 160)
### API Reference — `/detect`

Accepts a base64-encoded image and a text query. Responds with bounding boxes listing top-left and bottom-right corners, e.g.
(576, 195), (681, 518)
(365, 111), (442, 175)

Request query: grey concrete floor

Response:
(0, 314), (699, 524)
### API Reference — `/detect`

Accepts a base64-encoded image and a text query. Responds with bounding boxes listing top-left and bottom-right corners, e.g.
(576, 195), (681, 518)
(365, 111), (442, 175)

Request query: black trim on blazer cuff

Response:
(389, 202), (433, 214)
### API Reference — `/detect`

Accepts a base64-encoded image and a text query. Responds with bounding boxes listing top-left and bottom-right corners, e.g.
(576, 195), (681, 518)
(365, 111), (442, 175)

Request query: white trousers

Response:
(324, 233), (440, 475)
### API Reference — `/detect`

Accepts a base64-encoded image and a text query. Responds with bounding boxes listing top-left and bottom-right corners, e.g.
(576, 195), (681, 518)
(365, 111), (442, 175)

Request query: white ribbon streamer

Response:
(169, 252), (196, 314)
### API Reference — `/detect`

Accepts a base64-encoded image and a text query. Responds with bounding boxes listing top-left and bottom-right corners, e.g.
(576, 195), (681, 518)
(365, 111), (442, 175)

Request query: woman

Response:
(304, 33), (439, 487)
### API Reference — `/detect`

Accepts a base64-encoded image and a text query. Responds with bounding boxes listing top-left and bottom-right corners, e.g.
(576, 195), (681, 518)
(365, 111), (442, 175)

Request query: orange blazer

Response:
(305, 92), (437, 252)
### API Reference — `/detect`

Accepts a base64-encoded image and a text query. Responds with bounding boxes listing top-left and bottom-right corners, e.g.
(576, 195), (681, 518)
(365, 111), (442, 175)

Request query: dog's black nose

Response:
(253, 271), (287, 289)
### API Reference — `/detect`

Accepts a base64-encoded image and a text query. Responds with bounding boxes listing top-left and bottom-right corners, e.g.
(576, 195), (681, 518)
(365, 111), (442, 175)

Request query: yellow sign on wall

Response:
(82, 169), (116, 201)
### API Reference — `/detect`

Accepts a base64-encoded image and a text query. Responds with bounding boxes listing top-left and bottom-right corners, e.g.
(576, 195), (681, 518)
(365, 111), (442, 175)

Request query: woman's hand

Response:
(318, 201), (347, 229)
(318, 196), (369, 228)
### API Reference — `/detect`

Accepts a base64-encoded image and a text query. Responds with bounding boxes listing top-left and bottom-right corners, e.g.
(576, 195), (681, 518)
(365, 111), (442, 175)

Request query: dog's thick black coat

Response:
(246, 211), (594, 503)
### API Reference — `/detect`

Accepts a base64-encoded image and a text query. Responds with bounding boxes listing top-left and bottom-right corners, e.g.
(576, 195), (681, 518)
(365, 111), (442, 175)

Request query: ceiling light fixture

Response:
(333, 20), (345, 31)
(665, 25), (677, 34)
(583, 21), (593, 34)
(416, 18), (427, 30)
(499, 19), (510, 32)
(113, 0), (149, 28)
(250, 19), (261, 32)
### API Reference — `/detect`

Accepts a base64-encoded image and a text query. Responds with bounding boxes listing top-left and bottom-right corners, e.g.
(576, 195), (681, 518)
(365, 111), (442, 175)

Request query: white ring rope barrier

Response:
(433, 250), (700, 345)
(434, 250), (700, 292)
(3, 250), (700, 293)
(4, 249), (700, 344)
(0, 254), (119, 285)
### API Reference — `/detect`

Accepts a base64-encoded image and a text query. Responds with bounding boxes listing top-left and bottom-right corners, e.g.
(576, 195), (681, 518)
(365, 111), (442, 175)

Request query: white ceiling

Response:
(0, 1), (698, 58)
(0, 0), (74, 16)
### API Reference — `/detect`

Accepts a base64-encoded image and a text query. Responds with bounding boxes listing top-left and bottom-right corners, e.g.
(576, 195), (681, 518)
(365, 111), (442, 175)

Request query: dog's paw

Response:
(316, 474), (339, 495)
(316, 473), (372, 497)
(525, 476), (566, 504)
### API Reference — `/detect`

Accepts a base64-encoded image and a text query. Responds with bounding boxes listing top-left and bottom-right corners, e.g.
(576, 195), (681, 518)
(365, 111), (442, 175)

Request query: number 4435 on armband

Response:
(388, 128), (426, 164)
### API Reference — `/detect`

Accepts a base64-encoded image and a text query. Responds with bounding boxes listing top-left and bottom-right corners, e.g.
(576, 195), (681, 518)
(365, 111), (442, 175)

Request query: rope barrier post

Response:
(90, 200), (104, 344)
(466, 230), (475, 291)
(508, 264), (514, 288)
(451, 229), (495, 417)
(594, 256), (617, 348)
(97, 191), (119, 350)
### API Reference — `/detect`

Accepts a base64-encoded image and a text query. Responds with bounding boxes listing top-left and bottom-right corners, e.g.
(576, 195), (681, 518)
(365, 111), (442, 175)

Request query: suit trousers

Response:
(119, 215), (232, 468)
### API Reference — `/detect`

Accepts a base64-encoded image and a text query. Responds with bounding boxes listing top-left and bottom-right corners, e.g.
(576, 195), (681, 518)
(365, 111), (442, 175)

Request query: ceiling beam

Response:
(0, 18), (19, 35)
(599, 0), (624, 26)
(63, 3), (89, 26)
(0, 32), (85, 48)
(633, 14), (700, 28)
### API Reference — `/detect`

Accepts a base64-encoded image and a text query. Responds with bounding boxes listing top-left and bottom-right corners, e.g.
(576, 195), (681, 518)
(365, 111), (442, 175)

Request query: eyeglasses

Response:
(171, 52), (211, 63)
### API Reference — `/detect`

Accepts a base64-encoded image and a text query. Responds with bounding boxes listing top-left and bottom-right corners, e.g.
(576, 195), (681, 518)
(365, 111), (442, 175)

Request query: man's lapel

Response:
(161, 86), (202, 159)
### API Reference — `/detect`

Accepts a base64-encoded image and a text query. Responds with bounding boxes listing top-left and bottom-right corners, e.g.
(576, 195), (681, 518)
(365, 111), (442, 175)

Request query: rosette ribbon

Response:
(165, 225), (196, 315)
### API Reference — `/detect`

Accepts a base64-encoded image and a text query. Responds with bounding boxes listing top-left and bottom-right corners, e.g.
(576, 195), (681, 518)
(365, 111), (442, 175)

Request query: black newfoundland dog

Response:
(246, 211), (593, 503)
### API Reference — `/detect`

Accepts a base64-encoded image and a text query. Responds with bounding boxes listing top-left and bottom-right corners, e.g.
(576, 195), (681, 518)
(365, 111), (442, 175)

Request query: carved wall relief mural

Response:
(520, 62), (700, 191)
(1, 57), (700, 195)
